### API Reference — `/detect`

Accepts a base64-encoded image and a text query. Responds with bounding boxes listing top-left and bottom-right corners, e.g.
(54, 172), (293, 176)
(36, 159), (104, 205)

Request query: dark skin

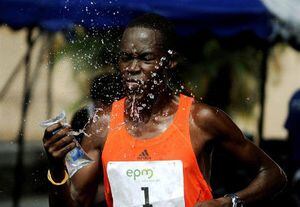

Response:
(43, 27), (287, 207)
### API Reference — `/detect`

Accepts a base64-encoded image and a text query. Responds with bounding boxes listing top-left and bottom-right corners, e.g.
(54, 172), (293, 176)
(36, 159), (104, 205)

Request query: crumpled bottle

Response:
(40, 111), (94, 177)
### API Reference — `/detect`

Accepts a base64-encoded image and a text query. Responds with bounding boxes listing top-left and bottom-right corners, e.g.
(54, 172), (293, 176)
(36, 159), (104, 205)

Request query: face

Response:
(119, 27), (171, 97)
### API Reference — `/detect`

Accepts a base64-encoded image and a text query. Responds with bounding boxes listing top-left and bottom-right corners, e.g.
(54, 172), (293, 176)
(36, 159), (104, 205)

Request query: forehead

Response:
(121, 27), (164, 52)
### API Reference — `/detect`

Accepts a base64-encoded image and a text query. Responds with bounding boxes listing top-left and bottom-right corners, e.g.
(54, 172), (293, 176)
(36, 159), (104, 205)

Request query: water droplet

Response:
(149, 94), (154, 99)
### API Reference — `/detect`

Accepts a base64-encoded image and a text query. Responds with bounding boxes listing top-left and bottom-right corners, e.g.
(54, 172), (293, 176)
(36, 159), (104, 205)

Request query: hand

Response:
(194, 197), (231, 207)
(43, 123), (76, 175)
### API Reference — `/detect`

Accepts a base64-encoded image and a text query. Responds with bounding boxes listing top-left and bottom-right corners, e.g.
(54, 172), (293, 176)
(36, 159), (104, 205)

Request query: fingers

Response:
(52, 141), (76, 159)
(43, 125), (70, 147)
(43, 123), (76, 163)
(194, 199), (224, 207)
(43, 123), (64, 140)
(47, 135), (74, 154)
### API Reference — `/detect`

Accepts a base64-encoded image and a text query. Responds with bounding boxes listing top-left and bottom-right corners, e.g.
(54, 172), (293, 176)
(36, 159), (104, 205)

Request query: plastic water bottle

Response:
(40, 111), (94, 177)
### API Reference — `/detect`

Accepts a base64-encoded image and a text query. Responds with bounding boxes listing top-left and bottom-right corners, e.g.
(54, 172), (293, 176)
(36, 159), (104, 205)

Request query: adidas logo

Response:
(137, 149), (151, 160)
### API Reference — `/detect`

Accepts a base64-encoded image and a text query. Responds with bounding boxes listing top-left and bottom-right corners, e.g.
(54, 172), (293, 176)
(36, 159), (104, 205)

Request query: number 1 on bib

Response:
(141, 187), (152, 207)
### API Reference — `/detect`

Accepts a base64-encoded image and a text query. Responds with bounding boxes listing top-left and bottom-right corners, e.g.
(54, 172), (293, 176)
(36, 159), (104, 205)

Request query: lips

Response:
(125, 79), (141, 90)
(125, 77), (142, 84)
(126, 78), (139, 83)
(127, 81), (139, 88)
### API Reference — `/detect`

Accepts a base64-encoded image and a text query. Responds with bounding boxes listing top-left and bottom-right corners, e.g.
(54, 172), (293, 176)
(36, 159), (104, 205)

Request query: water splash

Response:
(148, 93), (154, 99)
(68, 129), (91, 138)
(130, 95), (136, 118)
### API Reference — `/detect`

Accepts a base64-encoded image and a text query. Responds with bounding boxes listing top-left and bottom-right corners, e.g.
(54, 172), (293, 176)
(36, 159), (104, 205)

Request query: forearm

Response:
(48, 165), (100, 207)
(43, 121), (101, 207)
(49, 182), (78, 207)
(234, 165), (286, 205)
(48, 168), (78, 207)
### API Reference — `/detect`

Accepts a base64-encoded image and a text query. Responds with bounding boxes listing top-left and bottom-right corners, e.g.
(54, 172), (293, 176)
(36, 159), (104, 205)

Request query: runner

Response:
(43, 14), (287, 207)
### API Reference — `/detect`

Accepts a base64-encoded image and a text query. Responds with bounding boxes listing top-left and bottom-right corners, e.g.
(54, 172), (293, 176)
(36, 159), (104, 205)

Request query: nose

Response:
(127, 59), (140, 72)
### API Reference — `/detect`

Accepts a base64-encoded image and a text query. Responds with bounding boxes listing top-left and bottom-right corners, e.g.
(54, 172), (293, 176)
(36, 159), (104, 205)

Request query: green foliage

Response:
(50, 27), (122, 110)
(181, 38), (263, 115)
(53, 27), (121, 76)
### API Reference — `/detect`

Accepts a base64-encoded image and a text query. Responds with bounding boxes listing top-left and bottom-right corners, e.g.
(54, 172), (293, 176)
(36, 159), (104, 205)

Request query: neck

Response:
(125, 87), (175, 124)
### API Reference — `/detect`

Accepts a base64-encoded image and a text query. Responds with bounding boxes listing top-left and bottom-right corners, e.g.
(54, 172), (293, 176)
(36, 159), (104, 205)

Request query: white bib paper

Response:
(107, 160), (185, 207)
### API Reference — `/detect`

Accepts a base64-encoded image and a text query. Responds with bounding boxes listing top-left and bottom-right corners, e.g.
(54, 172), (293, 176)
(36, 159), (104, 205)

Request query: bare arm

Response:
(43, 109), (109, 207)
(43, 124), (78, 207)
(192, 104), (287, 206)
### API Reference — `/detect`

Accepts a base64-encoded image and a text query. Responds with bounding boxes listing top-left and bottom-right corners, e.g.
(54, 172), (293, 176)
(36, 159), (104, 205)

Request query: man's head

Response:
(119, 13), (178, 97)
(126, 13), (177, 52)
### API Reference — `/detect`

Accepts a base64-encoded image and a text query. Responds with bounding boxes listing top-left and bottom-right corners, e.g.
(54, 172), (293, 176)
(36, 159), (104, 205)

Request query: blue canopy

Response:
(0, 0), (273, 38)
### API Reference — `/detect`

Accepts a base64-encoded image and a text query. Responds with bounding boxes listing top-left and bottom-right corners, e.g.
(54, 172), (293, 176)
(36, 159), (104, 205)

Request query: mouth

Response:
(125, 79), (141, 90)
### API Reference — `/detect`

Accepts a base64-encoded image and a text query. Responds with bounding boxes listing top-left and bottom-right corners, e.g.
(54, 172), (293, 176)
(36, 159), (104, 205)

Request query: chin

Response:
(126, 87), (141, 95)
(125, 88), (146, 99)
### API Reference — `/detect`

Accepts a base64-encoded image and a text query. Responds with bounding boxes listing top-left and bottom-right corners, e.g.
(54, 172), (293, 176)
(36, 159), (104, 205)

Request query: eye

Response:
(141, 54), (155, 62)
(119, 53), (132, 62)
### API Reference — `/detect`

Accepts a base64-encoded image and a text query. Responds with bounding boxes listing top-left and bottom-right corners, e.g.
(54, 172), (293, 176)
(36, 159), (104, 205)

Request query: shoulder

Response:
(190, 101), (243, 142)
(190, 101), (223, 134)
(80, 105), (112, 153)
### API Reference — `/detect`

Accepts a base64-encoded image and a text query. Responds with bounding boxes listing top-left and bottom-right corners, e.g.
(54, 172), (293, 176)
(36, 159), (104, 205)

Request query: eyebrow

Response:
(120, 51), (155, 56)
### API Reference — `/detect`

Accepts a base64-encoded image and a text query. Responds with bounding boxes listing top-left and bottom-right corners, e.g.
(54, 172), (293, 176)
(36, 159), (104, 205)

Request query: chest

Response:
(125, 114), (174, 138)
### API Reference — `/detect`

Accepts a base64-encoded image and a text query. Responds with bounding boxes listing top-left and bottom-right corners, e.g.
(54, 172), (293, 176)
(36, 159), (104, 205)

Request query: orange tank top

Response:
(102, 94), (212, 207)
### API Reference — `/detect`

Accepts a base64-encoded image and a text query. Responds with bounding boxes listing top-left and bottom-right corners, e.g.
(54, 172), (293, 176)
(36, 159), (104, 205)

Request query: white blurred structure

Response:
(262, 0), (300, 43)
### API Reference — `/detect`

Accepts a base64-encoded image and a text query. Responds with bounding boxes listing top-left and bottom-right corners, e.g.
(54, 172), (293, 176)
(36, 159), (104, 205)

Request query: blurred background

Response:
(0, 0), (300, 206)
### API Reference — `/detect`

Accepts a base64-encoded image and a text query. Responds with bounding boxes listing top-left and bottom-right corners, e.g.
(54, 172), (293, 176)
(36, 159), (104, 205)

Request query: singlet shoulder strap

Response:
(109, 98), (125, 130)
(173, 94), (194, 137)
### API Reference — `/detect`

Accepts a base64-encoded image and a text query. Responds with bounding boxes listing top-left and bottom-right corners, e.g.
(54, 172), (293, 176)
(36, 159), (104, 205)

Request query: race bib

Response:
(107, 160), (185, 207)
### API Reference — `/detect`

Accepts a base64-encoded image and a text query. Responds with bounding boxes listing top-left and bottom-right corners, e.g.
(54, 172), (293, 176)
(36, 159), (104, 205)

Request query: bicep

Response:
(193, 105), (274, 171)
(214, 112), (274, 171)
(219, 134), (273, 171)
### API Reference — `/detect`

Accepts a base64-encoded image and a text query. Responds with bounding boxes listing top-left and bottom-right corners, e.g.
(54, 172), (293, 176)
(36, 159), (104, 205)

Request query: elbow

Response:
(70, 187), (88, 207)
(277, 168), (288, 192)
(72, 188), (95, 207)
(262, 163), (288, 195)
(268, 165), (288, 195)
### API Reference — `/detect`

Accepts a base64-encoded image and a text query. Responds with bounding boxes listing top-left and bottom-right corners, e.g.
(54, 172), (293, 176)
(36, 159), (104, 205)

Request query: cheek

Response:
(141, 65), (158, 79)
(118, 62), (124, 71)
(119, 63), (135, 77)
(145, 69), (165, 85)
(140, 61), (161, 73)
